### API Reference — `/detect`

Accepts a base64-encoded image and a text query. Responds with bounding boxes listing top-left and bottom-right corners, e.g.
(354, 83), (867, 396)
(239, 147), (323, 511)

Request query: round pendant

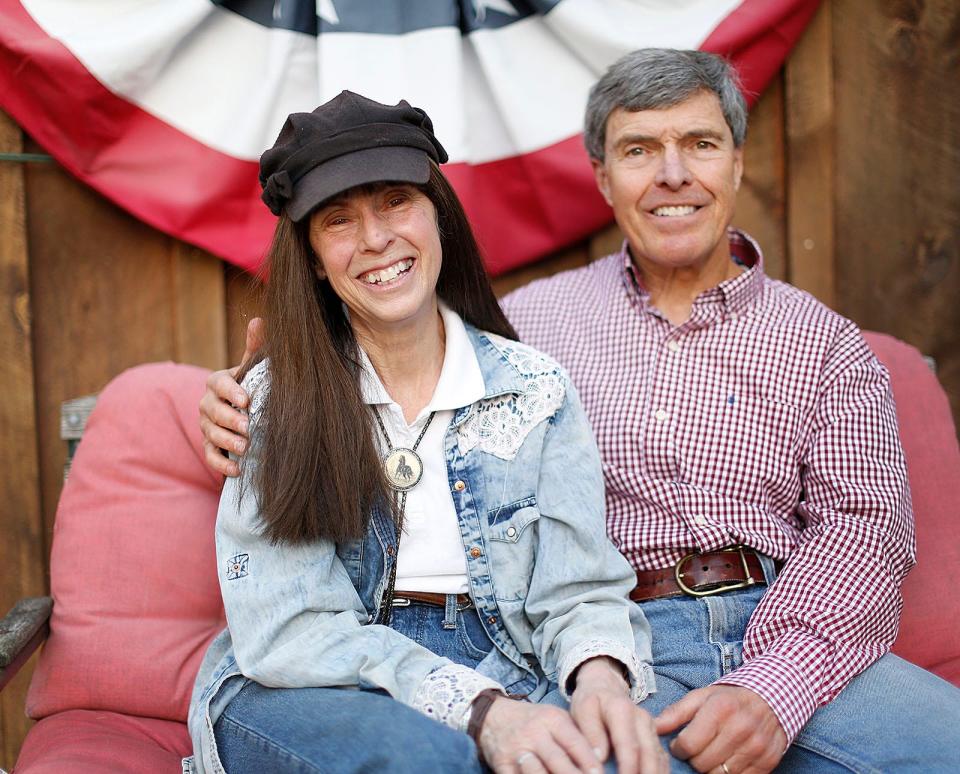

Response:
(383, 447), (424, 491)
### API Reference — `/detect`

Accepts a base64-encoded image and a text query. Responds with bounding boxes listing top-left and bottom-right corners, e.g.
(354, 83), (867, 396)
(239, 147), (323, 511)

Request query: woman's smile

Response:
(357, 256), (415, 286)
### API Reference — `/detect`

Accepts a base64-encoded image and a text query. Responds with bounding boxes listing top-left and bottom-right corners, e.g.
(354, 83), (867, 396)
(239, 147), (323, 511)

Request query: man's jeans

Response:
(639, 559), (960, 773)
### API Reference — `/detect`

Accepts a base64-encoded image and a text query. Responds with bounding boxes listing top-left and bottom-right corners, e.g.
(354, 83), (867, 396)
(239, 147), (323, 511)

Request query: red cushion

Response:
(864, 332), (960, 685)
(26, 362), (226, 721)
(16, 710), (189, 773)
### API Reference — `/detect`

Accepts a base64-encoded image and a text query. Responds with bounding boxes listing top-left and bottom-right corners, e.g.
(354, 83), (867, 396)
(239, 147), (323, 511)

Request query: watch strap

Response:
(467, 688), (504, 744)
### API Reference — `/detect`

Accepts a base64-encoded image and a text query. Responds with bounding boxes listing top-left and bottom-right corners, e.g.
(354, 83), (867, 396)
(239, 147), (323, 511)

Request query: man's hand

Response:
(569, 658), (668, 774)
(479, 697), (605, 774)
(655, 685), (786, 774)
(199, 317), (264, 477)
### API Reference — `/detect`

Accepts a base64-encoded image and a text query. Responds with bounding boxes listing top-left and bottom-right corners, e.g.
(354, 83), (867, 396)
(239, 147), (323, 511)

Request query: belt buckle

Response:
(674, 546), (757, 597)
(391, 597), (412, 607)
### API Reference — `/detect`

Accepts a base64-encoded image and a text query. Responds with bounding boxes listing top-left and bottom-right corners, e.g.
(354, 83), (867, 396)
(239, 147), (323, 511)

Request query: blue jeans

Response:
(638, 562), (960, 773)
(213, 600), (620, 773)
(214, 599), (490, 773)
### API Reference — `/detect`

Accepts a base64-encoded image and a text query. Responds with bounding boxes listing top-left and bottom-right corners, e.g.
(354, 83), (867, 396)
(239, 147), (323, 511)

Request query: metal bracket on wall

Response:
(61, 394), (98, 481)
(0, 151), (53, 163)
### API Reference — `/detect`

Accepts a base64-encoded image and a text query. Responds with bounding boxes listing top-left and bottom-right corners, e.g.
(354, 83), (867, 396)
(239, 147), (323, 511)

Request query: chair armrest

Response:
(0, 596), (52, 692)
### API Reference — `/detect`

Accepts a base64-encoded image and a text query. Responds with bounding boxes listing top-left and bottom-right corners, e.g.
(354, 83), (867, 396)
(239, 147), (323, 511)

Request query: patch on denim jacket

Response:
(458, 336), (566, 461)
(226, 553), (249, 580)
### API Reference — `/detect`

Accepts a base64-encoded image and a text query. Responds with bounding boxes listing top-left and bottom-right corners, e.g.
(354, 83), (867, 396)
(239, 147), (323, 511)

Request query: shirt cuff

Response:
(556, 638), (654, 703)
(716, 652), (818, 744)
(411, 663), (505, 730)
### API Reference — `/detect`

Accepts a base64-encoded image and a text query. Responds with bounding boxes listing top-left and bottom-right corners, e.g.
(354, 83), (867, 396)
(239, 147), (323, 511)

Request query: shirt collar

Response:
(619, 227), (765, 318)
(719, 229), (764, 315)
(358, 303), (486, 416)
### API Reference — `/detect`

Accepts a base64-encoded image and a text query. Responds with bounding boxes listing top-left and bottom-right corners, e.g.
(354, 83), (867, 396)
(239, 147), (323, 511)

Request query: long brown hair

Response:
(241, 163), (517, 544)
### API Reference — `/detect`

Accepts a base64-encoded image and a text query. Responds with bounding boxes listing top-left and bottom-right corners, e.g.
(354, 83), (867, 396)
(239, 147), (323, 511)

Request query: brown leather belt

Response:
(392, 591), (473, 609)
(630, 546), (767, 602)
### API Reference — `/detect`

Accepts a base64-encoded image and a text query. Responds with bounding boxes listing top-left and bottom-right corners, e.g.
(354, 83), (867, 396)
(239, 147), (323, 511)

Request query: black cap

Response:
(259, 91), (449, 221)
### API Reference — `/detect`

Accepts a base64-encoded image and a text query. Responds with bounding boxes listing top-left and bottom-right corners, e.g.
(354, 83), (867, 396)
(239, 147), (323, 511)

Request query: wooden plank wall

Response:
(832, 0), (960, 407)
(1, 0), (957, 765)
(0, 94), (45, 773)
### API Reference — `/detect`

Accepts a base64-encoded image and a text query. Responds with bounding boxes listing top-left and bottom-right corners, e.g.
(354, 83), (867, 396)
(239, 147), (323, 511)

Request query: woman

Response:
(186, 91), (665, 774)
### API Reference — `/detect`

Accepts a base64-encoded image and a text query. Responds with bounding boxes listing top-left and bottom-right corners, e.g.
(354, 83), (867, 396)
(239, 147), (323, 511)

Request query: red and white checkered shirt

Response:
(500, 229), (915, 742)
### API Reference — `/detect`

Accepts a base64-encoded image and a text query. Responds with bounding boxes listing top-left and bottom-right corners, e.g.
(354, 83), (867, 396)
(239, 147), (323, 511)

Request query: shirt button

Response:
(506, 526), (517, 538)
(694, 515), (708, 526)
(654, 409), (668, 422)
(487, 615), (497, 624)
(386, 546), (396, 556)
(667, 340), (680, 352)
(470, 547), (482, 558)
(453, 480), (466, 492)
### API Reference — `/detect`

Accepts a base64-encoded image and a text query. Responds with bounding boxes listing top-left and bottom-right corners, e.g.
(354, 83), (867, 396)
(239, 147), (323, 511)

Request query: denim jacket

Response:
(185, 326), (654, 774)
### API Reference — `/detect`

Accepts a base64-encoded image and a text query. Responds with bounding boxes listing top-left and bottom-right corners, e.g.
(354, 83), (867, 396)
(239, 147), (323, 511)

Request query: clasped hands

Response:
(476, 669), (786, 774)
(478, 657), (666, 774)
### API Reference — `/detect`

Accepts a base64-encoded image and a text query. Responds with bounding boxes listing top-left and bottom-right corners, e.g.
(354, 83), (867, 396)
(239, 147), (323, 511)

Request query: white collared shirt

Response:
(358, 304), (485, 594)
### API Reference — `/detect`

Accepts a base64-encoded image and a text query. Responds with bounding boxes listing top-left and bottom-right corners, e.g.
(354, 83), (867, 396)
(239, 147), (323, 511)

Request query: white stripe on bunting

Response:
(22, 0), (742, 163)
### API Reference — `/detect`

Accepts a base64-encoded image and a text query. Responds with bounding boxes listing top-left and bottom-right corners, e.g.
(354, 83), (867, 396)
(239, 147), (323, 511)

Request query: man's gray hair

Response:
(584, 48), (748, 161)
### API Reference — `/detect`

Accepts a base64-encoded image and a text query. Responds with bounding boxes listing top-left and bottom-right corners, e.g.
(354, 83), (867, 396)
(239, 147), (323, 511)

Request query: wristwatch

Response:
(461, 688), (504, 739)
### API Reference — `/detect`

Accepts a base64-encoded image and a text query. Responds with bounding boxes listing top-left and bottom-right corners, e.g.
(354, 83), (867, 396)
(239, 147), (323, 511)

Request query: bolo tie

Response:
(371, 407), (436, 624)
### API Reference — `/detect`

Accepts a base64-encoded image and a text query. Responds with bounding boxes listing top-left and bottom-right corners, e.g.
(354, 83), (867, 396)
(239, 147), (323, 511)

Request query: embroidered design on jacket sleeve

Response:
(557, 638), (653, 704)
(411, 663), (504, 729)
(458, 337), (567, 460)
(225, 553), (249, 580)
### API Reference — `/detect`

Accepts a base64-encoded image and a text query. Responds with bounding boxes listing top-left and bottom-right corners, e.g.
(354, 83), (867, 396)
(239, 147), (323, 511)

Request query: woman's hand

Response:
(478, 697), (605, 774)
(569, 657), (669, 774)
(199, 317), (264, 476)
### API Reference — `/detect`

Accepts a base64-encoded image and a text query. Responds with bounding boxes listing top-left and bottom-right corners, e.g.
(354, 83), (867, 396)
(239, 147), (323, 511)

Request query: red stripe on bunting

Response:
(0, 0), (820, 276)
(0, 2), (272, 273)
(701, 0), (821, 99)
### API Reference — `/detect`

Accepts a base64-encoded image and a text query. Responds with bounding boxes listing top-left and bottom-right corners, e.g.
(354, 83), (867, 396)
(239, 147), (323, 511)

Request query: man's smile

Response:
(651, 205), (700, 217)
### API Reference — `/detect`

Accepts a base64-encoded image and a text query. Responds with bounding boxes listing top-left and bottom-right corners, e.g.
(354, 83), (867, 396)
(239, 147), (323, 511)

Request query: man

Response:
(200, 49), (960, 772)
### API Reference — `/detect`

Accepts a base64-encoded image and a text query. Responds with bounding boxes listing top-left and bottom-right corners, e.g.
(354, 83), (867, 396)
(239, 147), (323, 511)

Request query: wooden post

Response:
(172, 243), (228, 370)
(735, 77), (788, 281)
(225, 263), (264, 367)
(0, 110), (46, 769)
(785, 0), (835, 308)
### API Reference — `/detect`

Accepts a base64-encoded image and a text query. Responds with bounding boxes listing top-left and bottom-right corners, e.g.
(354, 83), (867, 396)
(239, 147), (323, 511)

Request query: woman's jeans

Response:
(214, 600), (493, 773)
(638, 576), (960, 773)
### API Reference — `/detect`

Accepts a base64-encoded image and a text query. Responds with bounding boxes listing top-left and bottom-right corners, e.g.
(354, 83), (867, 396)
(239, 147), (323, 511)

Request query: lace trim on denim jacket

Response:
(411, 663), (504, 729)
(557, 638), (653, 704)
(457, 336), (566, 461)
